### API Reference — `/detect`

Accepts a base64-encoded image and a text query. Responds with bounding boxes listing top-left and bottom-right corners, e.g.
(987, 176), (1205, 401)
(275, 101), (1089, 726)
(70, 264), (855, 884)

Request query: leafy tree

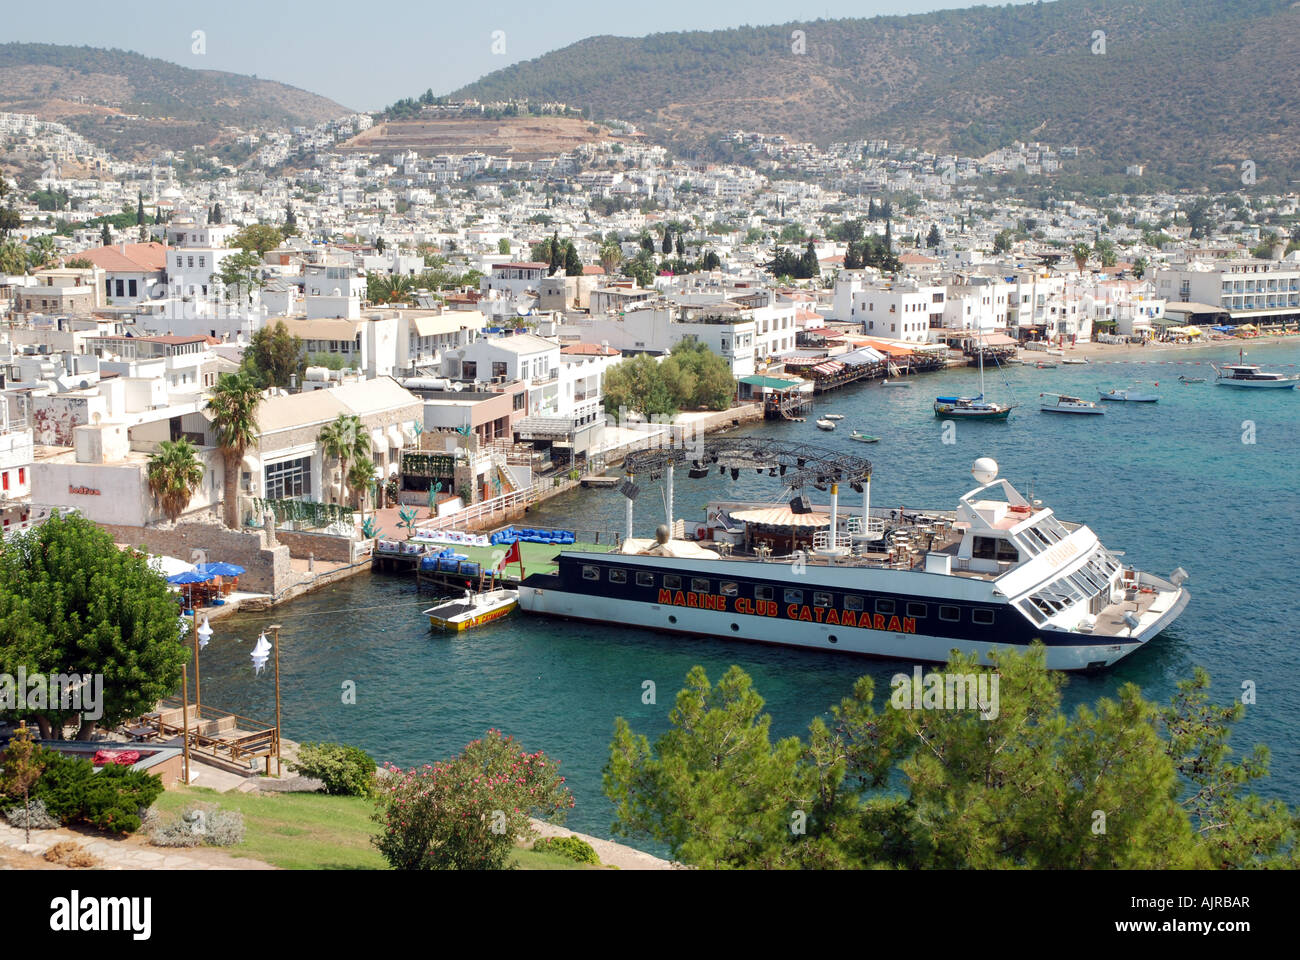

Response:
(136, 194), (145, 226)
(1093, 236), (1118, 268)
(0, 725), (46, 843)
(675, 233), (685, 257)
(497, 237), (511, 255)
(207, 373), (261, 528)
(147, 437), (205, 522)
(606, 648), (1296, 870)
(599, 240), (623, 273)
(210, 202), (223, 224)
(367, 271), (414, 303)
(0, 240), (26, 275)
(229, 223), (283, 256)
(282, 203), (299, 238)
(241, 320), (303, 388)
(0, 513), (188, 739)
(601, 353), (679, 421)
(926, 224), (942, 248)
(348, 456), (377, 517)
(1132, 256), (1149, 279)
(214, 249), (264, 300)
(1071, 241), (1091, 272)
(661, 229), (673, 255)
(372, 729), (574, 870)
(701, 250), (721, 271)
(563, 242), (582, 277)
(100, 222), (111, 247)
(665, 339), (735, 410)
(26, 236), (57, 271)
(375, 236), (386, 255)
(993, 229), (1014, 254)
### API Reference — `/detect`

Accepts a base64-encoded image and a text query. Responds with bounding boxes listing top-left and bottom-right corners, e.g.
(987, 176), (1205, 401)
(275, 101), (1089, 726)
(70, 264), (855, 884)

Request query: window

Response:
(844, 595), (864, 611)
(973, 536), (1019, 562)
(609, 568), (627, 583)
(636, 571), (655, 587)
(663, 575), (682, 590)
(755, 585), (774, 601)
(784, 589), (803, 604)
(128, 279), (137, 297)
(1, 472), (7, 491)
(690, 578), (710, 594)
(720, 581), (738, 597)
(582, 565), (600, 581)
(875, 599), (895, 615)
(463, 361), (477, 379)
(938, 605), (961, 622)
(813, 592), (832, 608)
(972, 609), (995, 625)
(264, 456), (312, 500)
(906, 601), (928, 618)
(17, 468), (24, 485)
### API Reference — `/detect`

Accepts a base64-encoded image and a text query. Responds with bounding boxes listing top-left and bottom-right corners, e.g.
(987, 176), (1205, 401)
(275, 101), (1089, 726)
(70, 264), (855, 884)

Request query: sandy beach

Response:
(1021, 332), (1300, 364)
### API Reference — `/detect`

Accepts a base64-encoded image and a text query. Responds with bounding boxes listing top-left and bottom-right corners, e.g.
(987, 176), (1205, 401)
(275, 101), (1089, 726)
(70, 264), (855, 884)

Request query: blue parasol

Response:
(196, 562), (246, 577)
(167, 570), (215, 585)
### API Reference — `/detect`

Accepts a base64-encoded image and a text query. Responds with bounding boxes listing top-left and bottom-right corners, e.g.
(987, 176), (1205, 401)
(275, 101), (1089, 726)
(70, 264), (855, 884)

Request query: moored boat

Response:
(1099, 388), (1159, 402)
(849, 430), (880, 442)
(815, 418), (836, 430)
(1212, 351), (1299, 389)
(1040, 393), (1104, 414)
(424, 588), (518, 630)
(517, 443), (1190, 671)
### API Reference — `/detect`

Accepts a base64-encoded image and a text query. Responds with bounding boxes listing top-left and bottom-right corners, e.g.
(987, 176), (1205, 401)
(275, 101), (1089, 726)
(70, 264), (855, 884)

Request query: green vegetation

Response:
(146, 437), (205, 523)
(450, 0), (1300, 188)
(372, 729), (574, 870)
(318, 415), (371, 508)
(287, 742), (379, 798)
(241, 320), (303, 389)
(531, 834), (601, 865)
(207, 373), (261, 528)
(605, 649), (1299, 869)
(2, 748), (165, 835)
(0, 513), (187, 739)
(602, 339), (736, 421)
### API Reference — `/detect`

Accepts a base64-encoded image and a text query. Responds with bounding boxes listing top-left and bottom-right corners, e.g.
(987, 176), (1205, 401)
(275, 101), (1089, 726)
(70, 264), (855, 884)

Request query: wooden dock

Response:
(580, 474), (621, 488)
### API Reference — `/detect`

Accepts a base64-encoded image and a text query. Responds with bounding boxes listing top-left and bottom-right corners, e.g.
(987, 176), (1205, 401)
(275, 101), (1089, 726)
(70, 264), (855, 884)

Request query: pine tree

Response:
(927, 224), (942, 248)
(101, 222), (111, 247)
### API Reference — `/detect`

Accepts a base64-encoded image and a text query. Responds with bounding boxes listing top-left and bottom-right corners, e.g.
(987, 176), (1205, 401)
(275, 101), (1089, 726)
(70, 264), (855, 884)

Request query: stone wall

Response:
(275, 528), (369, 563)
(101, 520), (291, 595)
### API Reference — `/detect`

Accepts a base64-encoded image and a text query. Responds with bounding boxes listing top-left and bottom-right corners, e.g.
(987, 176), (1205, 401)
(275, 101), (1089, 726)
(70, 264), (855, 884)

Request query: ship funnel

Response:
(971, 457), (998, 484)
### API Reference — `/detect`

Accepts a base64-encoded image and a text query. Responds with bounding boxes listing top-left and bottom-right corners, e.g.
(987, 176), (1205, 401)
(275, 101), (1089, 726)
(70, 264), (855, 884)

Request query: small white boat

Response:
(815, 418), (836, 430)
(881, 380), (912, 388)
(1034, 361), (1058, 370)
(1062, 357), (1090, 365)
(1212, 357), (1299, 389)
(823, 413), (844, 420)
(1178, 376), (1206, 384)
(424, 588), (519, 631)
(1099, 389), (1159, 403)
(849, 430), (880, 443)
(1040, 393), (1104, 415)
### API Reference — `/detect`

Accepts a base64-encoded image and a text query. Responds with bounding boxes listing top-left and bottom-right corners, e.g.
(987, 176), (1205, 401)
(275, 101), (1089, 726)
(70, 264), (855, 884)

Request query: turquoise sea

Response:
(195, 341), (1300, 851)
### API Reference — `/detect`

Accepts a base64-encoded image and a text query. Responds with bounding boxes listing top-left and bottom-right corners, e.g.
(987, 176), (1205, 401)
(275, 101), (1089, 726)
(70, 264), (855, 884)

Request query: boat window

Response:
(875, 598), (895, 615)
(973, 536), (1020, 562)
(664, 575), (682, 590)
(844, 595), (864, 611)
(784, 589), (803, 604)
(906, 602), (928, 618)
(972, 608), (995, 625)
(720, 581), (738, 597)
(1019, 599), (1047, 625)
(755, 585), (774, 601)
(939, 605), (961, 622)
(636, 572), (655, 587)
(609, 568), (627, 583)
(582, 565), (600, 581)
(813, 592), (832, 608)
(690, 578), (710, 594)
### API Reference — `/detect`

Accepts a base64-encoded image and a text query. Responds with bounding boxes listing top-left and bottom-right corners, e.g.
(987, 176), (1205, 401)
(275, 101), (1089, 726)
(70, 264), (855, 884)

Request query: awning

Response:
(370, 428), (385, 450)
(387, 425), (404, 448)
(739, 375), (802, 390)
(730, 507), (830, 528)
(812, 361), (845, 376)
(839, 347), (885, 365)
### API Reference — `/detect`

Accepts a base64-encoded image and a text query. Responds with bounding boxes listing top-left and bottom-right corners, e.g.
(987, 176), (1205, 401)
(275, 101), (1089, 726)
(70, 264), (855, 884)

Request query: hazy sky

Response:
(4, 0), (1037, 111)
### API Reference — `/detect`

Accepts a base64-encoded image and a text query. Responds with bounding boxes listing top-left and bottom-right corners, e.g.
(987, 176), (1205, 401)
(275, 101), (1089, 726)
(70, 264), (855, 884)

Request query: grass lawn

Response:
(152, 788), (605, 870)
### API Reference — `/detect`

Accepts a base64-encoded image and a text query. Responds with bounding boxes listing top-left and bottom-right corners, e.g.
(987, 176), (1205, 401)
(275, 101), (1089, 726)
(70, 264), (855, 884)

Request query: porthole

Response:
(731, 623), (740, 632)
(828, 635), (838, 644)
(668, 615), (677, 625)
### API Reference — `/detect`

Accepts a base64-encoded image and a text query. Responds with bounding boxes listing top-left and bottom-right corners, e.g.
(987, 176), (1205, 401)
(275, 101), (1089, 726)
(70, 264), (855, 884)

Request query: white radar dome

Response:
(971, 457), (999, 484)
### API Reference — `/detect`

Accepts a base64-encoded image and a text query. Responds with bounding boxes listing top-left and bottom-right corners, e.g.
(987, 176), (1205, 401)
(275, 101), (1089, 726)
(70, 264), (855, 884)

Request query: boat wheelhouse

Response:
(1212, 363), (1299, 388)
(517, 441), (1188, 671)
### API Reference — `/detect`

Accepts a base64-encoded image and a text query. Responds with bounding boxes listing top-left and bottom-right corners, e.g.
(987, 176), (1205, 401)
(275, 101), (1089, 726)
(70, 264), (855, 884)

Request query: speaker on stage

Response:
(790, 495), (811, 514)
(620, 481), (640, 501)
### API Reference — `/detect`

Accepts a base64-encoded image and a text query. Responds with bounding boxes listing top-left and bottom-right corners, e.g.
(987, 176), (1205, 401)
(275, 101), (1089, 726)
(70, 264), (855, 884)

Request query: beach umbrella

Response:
(167, 570), (214, 585)
(197, 562), (246, 577)
(197, 618), (213, 650)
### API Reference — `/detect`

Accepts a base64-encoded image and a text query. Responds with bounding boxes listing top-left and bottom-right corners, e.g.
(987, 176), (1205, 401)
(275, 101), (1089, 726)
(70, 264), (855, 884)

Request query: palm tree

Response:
(348, 455), (377, 516)
(207, 373), (261, 528)
(319, 414), (371, 506)
(1071, 242), (1091, 273)
(147, 438), (205, 523)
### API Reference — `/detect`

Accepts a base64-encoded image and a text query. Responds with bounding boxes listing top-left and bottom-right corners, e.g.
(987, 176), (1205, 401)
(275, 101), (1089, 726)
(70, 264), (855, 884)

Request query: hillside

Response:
(0, 43), (351, 158)
(337, 116), (611, 160)
(452, 0), (1300, 187)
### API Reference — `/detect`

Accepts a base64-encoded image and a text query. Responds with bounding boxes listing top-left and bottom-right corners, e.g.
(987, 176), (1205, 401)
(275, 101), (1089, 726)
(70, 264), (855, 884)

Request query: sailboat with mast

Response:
(933, 329), (1018, 420)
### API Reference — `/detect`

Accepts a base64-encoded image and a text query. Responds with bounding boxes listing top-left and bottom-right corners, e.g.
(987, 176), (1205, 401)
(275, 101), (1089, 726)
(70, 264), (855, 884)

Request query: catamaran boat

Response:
(1212, 352), (1299, 389)
(516, 443), (1189, 671)
(1099, 388), (1159, 403)
(424, 588), (518, 631)
(1040, 393), (1104, 414)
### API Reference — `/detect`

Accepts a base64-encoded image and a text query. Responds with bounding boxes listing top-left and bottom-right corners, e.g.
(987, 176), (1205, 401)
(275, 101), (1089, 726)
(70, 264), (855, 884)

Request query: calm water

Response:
(196, 342), (1300, 849)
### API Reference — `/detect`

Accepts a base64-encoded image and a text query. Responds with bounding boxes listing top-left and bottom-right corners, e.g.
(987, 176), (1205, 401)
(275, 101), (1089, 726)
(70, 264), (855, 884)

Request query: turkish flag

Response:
(499, 539), (521, 571)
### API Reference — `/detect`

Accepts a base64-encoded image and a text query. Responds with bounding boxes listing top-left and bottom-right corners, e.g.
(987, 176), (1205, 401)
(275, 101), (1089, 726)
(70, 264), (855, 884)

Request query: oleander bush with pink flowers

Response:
(372, 729), (575, 870)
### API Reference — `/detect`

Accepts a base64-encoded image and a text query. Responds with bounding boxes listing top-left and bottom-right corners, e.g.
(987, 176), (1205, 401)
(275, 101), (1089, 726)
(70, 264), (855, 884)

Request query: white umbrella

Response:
(250, 631), (272, 675)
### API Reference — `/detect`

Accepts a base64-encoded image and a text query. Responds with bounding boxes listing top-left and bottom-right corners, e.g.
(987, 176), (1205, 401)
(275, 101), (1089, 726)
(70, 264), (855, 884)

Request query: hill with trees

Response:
(0, 43), (350, 158)
(452, 0), (1300, 188)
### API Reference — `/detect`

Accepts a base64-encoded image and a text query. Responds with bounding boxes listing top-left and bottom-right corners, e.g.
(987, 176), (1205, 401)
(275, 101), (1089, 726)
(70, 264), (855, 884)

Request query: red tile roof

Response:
(73, 242), (168, 273)
(561, 342), (620, 356)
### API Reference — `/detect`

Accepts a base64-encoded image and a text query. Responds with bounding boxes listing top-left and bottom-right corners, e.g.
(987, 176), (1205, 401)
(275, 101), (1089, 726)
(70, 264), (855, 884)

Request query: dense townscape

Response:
(1, 1), (1298, 899)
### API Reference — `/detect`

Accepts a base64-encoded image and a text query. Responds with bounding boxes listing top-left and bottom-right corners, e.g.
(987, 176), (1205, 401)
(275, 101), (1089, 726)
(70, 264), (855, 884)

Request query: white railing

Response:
(417, 476), (582, 532)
